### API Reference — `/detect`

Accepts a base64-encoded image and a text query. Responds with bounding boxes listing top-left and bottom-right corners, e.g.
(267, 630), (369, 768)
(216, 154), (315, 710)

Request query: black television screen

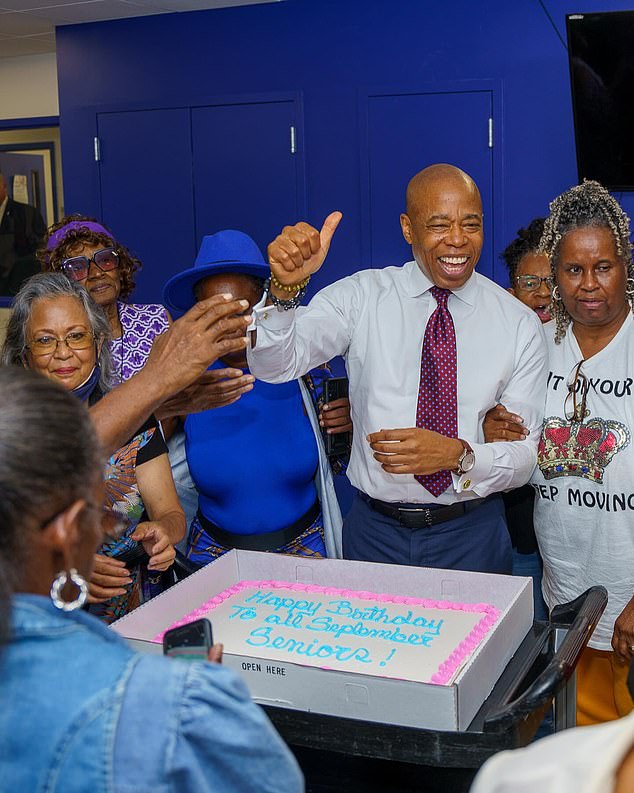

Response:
(567, 11), (634, 189)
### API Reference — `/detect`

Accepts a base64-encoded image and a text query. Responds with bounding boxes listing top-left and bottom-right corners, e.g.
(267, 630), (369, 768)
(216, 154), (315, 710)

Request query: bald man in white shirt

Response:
(247, 164), (547, 572)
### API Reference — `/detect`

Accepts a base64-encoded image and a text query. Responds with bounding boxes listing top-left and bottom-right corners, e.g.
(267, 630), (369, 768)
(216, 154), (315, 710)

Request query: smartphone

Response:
(322, 377), (352, 457)
(163, 618), (213, 661)
(113, 542), (149, 570)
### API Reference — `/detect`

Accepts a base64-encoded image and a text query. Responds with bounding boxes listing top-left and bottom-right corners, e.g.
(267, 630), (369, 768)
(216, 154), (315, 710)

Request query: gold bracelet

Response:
(270, 272), (311, 293)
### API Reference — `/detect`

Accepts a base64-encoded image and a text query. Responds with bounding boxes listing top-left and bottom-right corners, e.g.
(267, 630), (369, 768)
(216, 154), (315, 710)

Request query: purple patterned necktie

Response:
(415, 286), (458, 497)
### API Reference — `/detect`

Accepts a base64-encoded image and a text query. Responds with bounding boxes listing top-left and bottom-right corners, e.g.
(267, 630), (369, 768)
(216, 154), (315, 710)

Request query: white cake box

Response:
(111, 551), (532, 731)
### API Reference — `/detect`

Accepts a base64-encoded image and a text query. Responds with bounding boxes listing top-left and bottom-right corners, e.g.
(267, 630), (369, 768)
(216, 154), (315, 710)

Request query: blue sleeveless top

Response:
(184, 365), (319, 534)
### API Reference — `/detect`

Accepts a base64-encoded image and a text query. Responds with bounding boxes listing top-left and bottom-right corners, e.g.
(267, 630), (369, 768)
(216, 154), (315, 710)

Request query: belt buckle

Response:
(399, 506), (433, 529)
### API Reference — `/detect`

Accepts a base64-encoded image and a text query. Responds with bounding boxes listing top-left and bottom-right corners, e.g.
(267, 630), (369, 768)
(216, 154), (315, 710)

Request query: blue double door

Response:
(97, 100), (303, 305)
(95, 89), (495, 304)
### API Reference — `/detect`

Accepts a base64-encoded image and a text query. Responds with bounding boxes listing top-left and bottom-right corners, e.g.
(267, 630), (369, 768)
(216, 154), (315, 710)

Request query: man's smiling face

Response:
(400, 167), (483, 290)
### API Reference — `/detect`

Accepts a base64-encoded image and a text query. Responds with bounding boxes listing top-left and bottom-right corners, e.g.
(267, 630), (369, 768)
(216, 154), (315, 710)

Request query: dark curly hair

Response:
(500, 218), (546, 282)
(38, 214), (141, 300)
(538, 180), (634, 343)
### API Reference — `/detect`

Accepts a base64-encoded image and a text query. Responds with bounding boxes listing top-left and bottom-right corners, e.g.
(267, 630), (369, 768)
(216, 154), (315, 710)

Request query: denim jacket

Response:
(0, 595), (303, 793)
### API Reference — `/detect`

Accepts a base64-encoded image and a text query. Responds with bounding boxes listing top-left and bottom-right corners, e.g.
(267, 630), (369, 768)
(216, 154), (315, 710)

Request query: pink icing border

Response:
(154, 580), (500, 685)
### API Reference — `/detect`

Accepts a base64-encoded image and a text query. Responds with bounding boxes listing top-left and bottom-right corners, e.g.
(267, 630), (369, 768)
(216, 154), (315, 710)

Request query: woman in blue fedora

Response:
(163, 230), (351, 562)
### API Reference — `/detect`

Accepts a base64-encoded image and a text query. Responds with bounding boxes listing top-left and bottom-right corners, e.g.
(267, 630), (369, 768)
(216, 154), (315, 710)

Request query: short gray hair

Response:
(1, 272), (113, 391)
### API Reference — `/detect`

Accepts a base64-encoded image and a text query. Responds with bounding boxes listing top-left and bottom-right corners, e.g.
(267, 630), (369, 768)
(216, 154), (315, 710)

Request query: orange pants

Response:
(576, 646), (634, 726)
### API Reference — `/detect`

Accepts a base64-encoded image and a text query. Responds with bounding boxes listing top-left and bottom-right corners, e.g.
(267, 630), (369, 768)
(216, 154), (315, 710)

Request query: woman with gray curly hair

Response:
(485, 180), (634, 725)
(2, 273), (185, 623)
(1, 270), (113, 395)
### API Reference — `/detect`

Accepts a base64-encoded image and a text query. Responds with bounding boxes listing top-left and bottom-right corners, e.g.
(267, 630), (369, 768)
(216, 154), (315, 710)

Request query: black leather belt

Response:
(197, 499), (320, 552)
(361, 492), (485, 529)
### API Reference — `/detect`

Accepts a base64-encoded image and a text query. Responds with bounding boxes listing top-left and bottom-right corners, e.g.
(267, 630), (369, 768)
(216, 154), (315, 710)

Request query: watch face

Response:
(461, 451), (475, 473)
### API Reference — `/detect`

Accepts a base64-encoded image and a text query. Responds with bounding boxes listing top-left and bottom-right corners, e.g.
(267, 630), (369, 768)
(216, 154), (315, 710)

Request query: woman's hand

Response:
(319, 397), (353, 435)
(483, 403), (529, 443)
(135, 453), (187, 546)
(88, 554), (132, 603)
(207, 643), (224, 664)
(612, 596), (634, 663)
(156, 368), (255, 420)
(131, 522), (177, 572)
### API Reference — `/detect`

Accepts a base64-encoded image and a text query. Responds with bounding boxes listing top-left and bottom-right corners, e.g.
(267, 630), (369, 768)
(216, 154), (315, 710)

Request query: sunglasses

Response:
(514, 274), (554, 293)
(564, 359), (589, 423)
(60, 247), (119, 282)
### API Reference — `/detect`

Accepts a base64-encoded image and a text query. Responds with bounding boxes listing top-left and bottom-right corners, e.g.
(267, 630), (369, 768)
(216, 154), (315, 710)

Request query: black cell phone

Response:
(322, 377), (352, 457)
(113, 542), (149, 570)
(163, 618), (213, 661)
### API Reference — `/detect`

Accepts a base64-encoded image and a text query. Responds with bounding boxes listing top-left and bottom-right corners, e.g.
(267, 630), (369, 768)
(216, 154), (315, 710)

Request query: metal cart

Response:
(261, 586), (607, 793)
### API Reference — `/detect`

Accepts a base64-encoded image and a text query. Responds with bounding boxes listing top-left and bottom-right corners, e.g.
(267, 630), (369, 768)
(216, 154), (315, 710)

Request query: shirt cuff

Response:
(451, 442), (495, 495)
(248, 293), (296, 333)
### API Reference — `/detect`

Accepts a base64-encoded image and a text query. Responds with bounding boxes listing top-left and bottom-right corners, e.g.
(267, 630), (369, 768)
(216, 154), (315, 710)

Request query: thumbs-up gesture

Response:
(267, 212), (342, 296)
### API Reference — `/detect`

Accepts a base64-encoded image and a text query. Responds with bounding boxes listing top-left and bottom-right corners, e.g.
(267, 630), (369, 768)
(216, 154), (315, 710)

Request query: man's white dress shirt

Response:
(247, 260), (547, 505)
(470, 710), (634, 793)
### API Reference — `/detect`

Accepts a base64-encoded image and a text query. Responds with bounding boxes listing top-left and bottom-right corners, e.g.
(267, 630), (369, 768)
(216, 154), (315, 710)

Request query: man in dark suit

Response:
(0, 171), (47, 296)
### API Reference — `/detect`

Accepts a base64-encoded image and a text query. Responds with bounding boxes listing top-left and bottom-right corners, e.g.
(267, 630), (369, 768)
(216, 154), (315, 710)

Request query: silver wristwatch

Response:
(455, 439), (475, 475)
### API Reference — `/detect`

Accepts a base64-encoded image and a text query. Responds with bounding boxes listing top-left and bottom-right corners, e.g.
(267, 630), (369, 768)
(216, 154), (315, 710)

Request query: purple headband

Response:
(46, 220), (113, 252)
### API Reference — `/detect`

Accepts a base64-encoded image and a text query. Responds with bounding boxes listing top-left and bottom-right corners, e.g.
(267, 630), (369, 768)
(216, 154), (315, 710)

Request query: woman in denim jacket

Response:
(0, 367), (303, 793)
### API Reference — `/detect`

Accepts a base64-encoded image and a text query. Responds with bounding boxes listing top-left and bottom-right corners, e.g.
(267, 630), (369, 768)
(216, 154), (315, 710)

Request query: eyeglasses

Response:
(514, 274), (554, 293)
(25, 330), (94, 357)
(81, 503), (131, 539)
(564, 359), (589, 423)
(40, 502), (130, 540)
(96, 506), (131, 540)
(60, 247), (119, 282)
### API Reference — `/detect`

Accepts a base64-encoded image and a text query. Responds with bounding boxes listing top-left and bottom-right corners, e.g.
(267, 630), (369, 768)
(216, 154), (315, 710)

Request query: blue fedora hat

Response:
(163, 229), (269, 313)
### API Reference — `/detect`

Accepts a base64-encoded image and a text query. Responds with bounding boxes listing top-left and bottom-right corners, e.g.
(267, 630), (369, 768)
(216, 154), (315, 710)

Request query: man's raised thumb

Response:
(320, 211), (343, 251)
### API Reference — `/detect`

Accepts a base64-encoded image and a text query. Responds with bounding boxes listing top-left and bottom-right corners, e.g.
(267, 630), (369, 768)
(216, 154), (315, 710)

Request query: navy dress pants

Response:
(343, 492), (512, 574)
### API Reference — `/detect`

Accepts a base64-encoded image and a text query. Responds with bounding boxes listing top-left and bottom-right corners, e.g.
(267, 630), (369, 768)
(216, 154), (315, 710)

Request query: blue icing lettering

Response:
(305, 615), (440, 646)
(229, 605), (257, 620)
(245, 627), (373, 663)
(244, 590), (321, 617)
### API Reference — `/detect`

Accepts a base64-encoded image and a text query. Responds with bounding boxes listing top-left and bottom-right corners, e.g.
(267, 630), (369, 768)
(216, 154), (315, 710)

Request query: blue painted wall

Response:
(56, 0), (634, 300)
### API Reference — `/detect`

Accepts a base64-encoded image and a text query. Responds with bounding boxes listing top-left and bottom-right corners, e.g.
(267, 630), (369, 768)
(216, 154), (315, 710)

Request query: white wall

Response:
(0, 53), (59, 329)
(0, 53), (59, 119)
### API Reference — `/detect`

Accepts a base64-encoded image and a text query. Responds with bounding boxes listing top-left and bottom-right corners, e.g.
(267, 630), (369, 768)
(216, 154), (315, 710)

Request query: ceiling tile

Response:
(0, 0), (84, 10)
(0, 11), (57, 35)
(119, 0), (175, 10)
(43, 0), (162, 22)
(121, 0), (278, 9)
(170, 0), (279, 8)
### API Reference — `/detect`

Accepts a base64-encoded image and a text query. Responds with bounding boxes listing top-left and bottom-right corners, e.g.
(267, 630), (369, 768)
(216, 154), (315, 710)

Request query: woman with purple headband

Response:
(41, 216), (254, 527)
(40, 215), (170, 384)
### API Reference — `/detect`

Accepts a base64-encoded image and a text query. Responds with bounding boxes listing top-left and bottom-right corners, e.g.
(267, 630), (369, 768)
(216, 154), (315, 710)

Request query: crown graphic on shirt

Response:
(538, 416), (630, 484)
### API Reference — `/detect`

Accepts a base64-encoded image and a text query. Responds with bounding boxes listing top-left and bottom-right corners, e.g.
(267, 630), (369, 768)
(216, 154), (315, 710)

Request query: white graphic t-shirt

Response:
(532, 317), (634, 650)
